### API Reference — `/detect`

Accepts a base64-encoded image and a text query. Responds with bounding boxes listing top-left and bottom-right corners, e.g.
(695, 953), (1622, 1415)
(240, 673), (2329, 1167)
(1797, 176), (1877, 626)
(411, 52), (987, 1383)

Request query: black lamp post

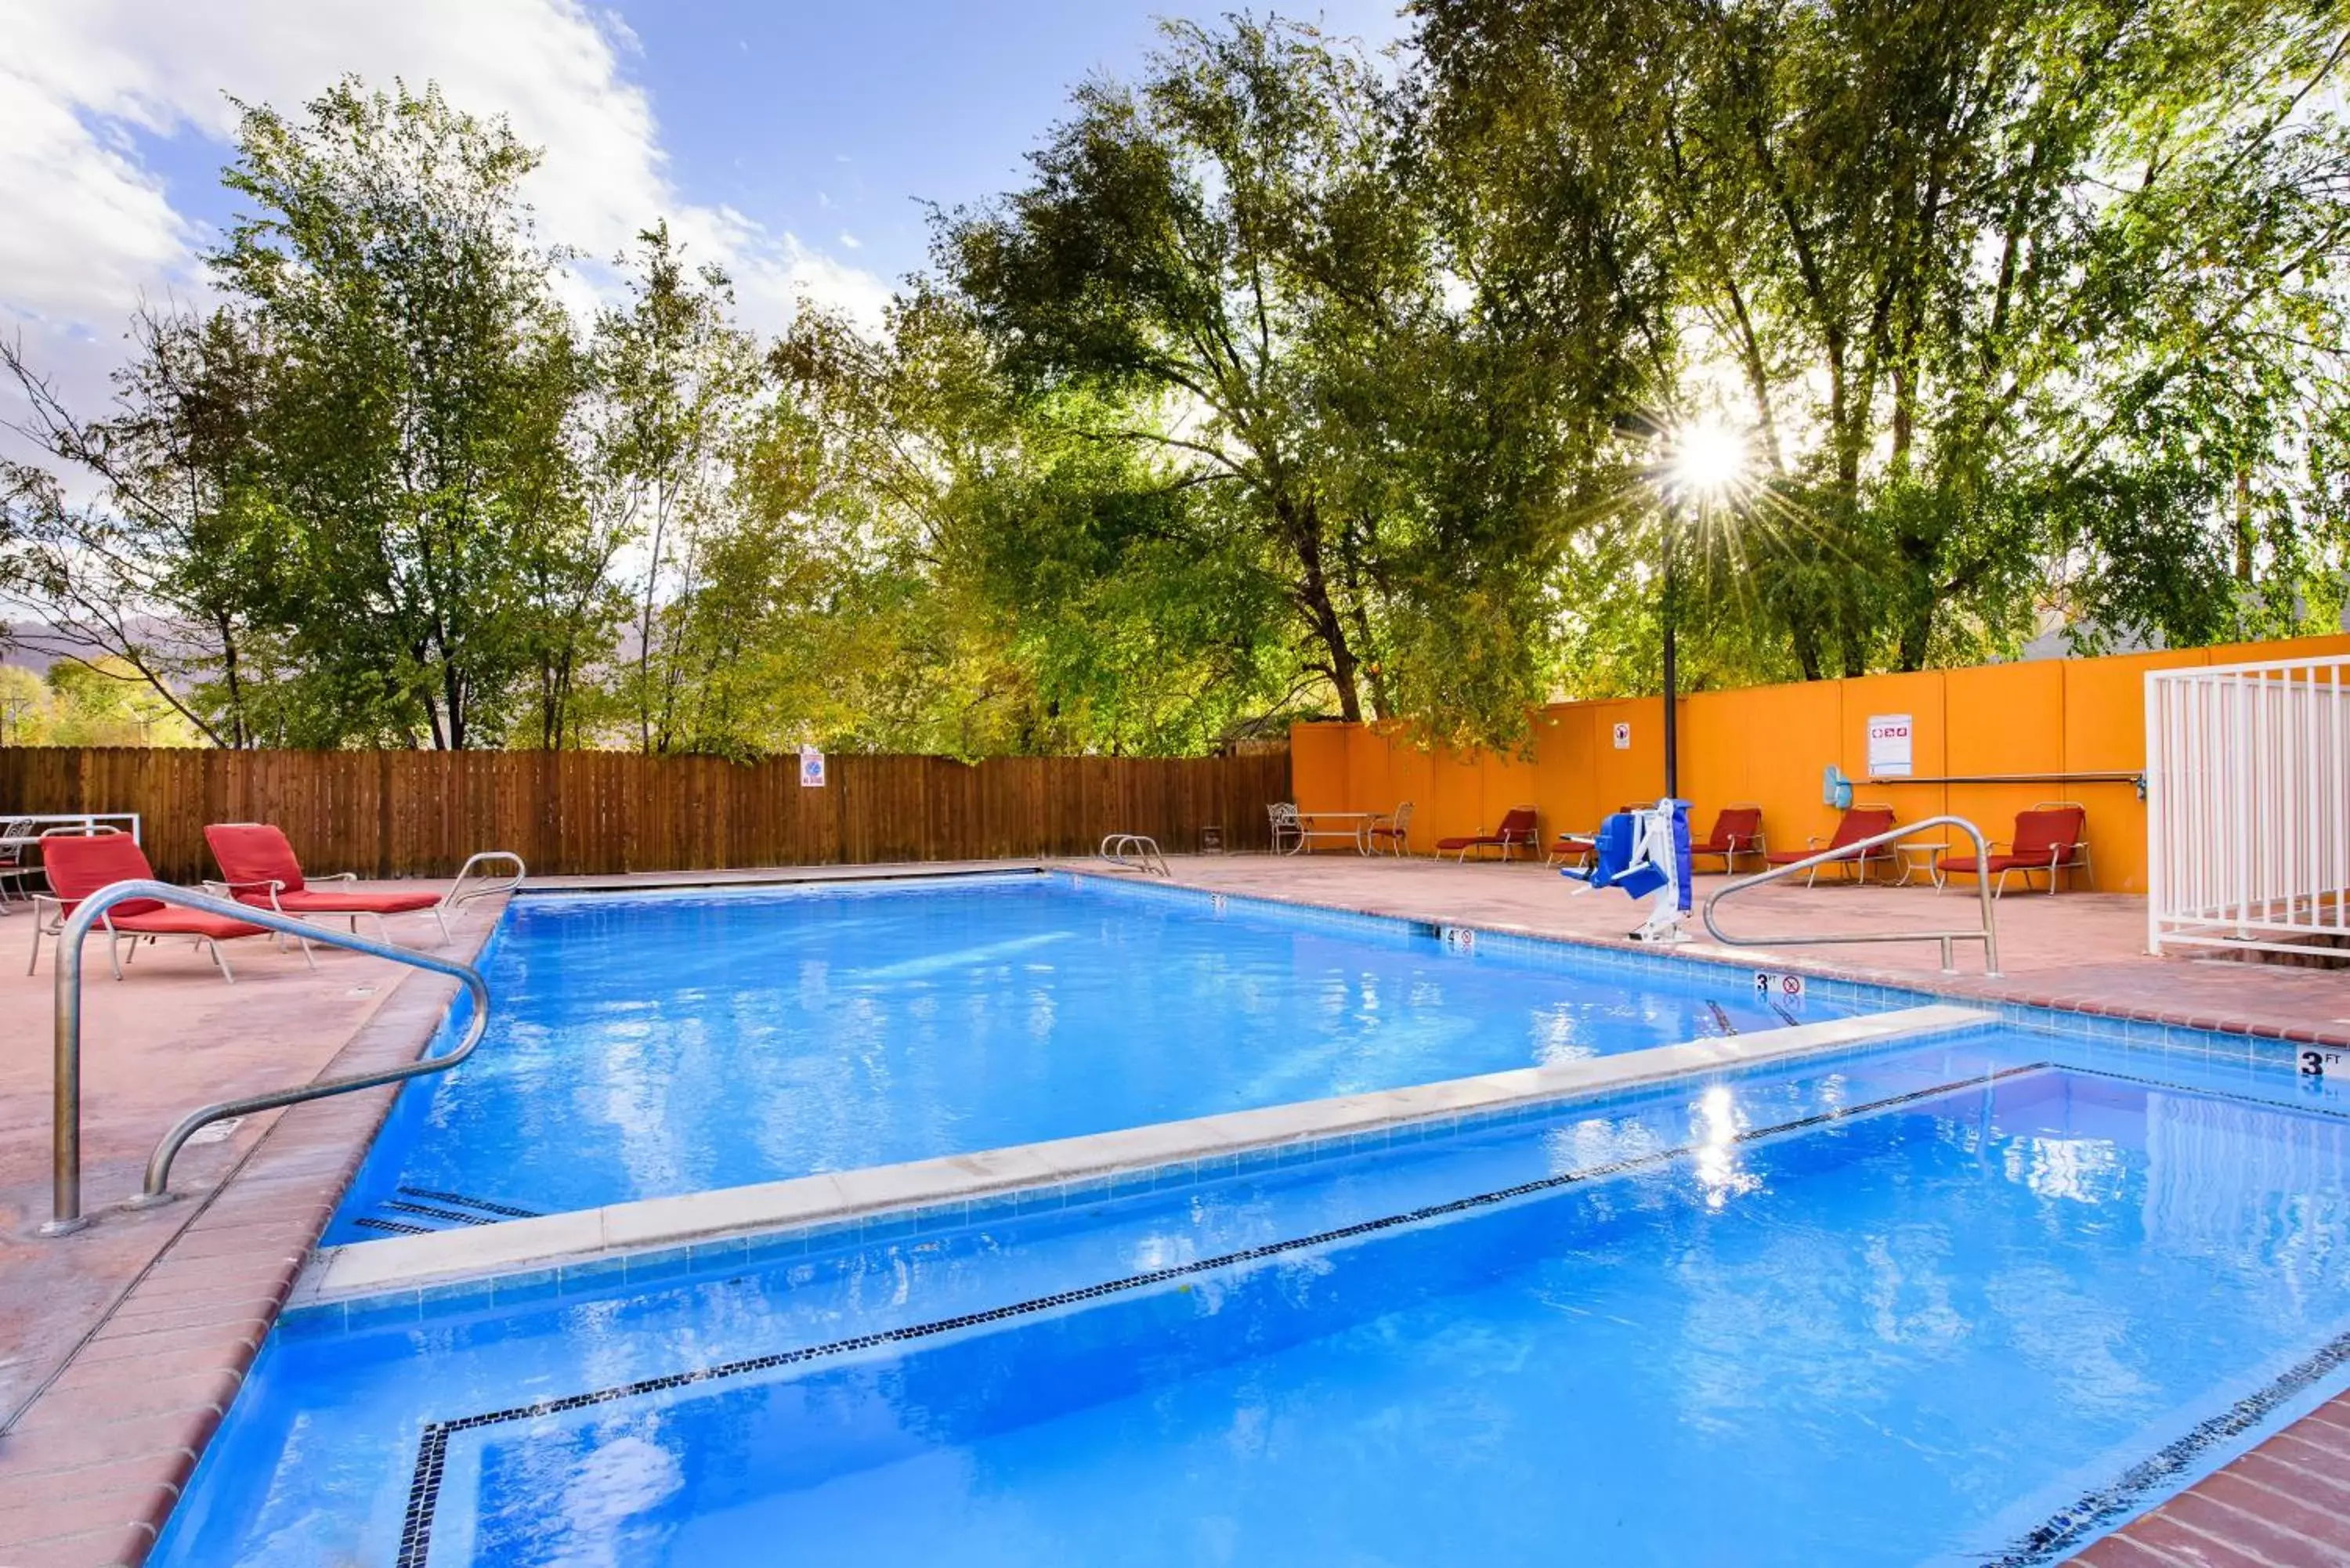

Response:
(1661, 497), (1680, 802)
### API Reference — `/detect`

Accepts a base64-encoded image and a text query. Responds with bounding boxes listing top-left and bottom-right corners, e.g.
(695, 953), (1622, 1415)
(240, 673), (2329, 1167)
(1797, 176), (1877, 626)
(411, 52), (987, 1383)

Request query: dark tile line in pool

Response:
(1987, 1328), (2350, 1566)
(2068, 1064), (2350, 1122)
(388, 1060), (2052, 1568)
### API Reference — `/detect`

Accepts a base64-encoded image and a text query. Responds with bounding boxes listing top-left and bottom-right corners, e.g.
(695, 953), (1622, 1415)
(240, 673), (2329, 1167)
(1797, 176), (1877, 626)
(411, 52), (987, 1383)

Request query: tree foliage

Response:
(7, 11), (2350, 754)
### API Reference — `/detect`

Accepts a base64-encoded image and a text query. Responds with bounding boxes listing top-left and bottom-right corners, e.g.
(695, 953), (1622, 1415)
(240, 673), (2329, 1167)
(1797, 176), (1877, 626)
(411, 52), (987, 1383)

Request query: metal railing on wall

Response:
(2147, 655), (2350, 958)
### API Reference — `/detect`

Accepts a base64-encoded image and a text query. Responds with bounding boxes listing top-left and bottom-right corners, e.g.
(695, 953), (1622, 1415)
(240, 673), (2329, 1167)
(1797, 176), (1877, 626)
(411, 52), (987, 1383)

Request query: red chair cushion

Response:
(107, 908), (269, 941)
(1940, 854), (2026, 876)
(1694, 807), (1762, 854)
(204, 823), (309, 895)
(39, 834), (164, 916)
(275, 887), (443, 915)
(1826, 807), (1896, 850)
(2010, 808), (2086, 861)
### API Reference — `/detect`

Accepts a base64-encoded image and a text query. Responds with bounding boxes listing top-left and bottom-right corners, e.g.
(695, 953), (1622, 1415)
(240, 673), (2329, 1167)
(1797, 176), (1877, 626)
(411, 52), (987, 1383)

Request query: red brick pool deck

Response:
(0, 857), (2344, 1566)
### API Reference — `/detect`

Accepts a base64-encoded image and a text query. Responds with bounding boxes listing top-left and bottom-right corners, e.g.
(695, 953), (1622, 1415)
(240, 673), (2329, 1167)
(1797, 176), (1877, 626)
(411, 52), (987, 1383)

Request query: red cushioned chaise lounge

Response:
(1688, 804), (1768, 875)
(1936, 803), (2092, 896)
(1435, 805), (1542, 864)
(205, 822), (450, 942)
(30, 830), (295, 983)
(1764, 804), (1897, 886)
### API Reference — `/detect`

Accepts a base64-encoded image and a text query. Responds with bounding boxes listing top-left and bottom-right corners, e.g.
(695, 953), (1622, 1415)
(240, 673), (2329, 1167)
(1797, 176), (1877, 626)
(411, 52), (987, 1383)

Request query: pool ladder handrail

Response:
(42, 879), (496, 1236)
(445, 850), (527, 912)
(1701, 815), (2004, 977)
(1097, 833), (1173, 877)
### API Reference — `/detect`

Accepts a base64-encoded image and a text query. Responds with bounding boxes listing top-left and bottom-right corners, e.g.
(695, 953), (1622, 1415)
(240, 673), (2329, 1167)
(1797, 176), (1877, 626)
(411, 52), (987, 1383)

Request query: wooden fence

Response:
(0, 746), (1293, 883)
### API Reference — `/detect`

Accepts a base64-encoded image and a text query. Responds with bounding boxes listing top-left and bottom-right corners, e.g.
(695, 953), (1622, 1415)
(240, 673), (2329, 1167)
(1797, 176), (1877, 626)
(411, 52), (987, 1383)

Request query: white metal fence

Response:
(2146, 653), (2350, 956)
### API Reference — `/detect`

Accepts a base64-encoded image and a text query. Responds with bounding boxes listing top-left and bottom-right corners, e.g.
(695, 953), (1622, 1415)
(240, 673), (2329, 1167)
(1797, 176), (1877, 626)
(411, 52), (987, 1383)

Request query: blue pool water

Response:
(329, 874), (1845, 1239)
(161, 1032), (2350, 1566)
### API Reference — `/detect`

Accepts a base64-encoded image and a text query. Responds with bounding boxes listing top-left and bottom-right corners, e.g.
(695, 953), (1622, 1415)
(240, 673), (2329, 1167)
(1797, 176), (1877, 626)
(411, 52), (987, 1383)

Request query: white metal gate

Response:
(2146, 653), (2350, 956)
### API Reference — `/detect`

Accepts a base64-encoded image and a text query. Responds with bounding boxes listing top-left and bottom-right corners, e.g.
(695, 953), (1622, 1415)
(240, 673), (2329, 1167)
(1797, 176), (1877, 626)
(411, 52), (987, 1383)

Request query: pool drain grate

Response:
(356, 1187), (544, 1237)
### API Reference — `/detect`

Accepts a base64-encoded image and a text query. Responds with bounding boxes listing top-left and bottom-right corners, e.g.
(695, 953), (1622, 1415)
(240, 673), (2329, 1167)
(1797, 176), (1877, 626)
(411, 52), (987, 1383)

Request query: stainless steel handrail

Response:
(1701, 815), (2004, 977)
(42, 880), (494, 1236)
(446, 850), (527, 910)
(1097, 833), (1172, 877)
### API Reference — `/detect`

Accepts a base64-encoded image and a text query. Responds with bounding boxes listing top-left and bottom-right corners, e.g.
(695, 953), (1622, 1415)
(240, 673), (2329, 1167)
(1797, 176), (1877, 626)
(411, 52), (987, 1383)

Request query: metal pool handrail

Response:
(446, 850), (527, 911)
(42, 880), (494, 1236)
(1097, 833), (1173, 876)
(1701, 815), (2004, 977)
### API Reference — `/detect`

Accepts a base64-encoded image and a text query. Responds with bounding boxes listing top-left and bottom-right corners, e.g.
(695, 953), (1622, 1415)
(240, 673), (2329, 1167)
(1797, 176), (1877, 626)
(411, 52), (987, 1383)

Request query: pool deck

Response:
(0, 855), (2344, 1567)
(0, 887), (495, 1568)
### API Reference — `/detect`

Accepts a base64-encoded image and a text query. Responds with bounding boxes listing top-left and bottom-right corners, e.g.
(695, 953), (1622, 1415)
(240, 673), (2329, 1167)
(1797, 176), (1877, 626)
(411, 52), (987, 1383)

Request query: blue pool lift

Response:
(1560, 799), (1694, 943)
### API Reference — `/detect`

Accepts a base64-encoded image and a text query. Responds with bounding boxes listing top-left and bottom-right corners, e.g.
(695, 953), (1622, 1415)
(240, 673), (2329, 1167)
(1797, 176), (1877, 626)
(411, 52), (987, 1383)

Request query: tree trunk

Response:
(1285, 498), (1361, 723)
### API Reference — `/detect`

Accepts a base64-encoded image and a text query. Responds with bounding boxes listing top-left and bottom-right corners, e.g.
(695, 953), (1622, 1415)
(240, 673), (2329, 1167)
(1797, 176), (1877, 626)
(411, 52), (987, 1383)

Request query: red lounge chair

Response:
(1765, 804), (1897, 886)
(28, 831), (289, 982)
(1690, 804), (1766, 874)
(205, 823), (450, 941)
(1937, 803), (2091, 896)
(1436, 805), (1541, 864)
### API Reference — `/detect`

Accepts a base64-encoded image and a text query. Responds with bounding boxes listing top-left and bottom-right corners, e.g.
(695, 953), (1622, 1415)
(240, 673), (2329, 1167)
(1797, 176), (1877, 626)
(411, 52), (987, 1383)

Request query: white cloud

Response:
(0, 0), (888, 428)
(837, 230), (861, 250)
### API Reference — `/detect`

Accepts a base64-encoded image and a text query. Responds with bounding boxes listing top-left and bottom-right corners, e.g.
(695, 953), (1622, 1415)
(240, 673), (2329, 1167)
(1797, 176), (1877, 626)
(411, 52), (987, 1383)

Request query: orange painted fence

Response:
(1292, 634), (2350, 895)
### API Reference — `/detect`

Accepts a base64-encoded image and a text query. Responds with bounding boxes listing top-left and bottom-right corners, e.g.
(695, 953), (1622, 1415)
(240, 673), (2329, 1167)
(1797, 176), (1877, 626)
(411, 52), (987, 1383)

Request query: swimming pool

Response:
(157, 1028), (2350, 1566)
(327, 873), (1858, 1241)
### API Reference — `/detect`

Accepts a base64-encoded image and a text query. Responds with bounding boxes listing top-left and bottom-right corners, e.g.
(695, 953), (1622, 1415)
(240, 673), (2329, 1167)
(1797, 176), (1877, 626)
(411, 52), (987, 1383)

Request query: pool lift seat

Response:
(1560, 800), (1694, 944)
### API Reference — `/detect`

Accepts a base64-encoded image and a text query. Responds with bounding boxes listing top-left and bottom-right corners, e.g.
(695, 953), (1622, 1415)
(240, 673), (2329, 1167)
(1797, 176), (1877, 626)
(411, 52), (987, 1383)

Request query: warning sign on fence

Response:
(1866, 715), (1913, 778)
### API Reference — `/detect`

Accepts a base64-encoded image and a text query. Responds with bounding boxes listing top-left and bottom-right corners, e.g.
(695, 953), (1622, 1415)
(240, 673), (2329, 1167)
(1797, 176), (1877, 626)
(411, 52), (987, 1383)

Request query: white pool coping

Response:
(295, 1002), (1991, 1306)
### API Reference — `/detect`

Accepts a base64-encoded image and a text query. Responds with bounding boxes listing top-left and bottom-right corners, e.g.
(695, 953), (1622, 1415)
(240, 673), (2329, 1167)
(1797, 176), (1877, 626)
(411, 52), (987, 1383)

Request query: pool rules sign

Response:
(1866, 715), (1913, 779)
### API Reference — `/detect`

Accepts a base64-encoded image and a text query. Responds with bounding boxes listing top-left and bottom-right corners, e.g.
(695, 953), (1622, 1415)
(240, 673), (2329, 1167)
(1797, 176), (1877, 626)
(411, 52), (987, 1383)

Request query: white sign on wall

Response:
(1866, 714), (1914, 778)
(1611, 721), (1632, 750)
(799, 745), (827, 788)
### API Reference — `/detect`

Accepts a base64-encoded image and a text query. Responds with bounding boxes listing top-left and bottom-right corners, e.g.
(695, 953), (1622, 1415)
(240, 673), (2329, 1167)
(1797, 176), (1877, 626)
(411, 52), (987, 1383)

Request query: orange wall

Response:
(1289, 632), (2350, 894)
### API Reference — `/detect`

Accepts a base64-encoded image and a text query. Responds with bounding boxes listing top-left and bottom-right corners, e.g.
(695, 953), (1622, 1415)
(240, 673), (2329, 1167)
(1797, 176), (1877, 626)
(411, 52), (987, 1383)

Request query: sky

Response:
(0, 0), (1407, 425)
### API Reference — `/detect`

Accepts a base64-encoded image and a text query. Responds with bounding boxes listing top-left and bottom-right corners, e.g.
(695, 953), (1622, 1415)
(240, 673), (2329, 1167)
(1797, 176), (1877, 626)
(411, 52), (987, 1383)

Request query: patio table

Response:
(1289, 811), (1378, 855)
(1893, 843), (1949, 889)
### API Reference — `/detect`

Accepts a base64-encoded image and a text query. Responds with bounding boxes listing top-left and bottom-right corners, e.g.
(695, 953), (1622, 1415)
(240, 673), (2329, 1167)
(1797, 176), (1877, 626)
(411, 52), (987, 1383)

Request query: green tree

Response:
(42, 656), (204, 746)
(1415, 0), (2350, 681)
(944, 19), (1596, 742)
(2, 306), (292, 746)
(215, 77), (586, 747)
(588, 222), (768, 753)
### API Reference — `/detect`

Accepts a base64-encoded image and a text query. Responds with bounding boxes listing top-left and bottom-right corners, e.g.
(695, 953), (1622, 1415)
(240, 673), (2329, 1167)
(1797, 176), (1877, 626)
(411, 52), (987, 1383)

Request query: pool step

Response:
(351, 1187), (543, 1237)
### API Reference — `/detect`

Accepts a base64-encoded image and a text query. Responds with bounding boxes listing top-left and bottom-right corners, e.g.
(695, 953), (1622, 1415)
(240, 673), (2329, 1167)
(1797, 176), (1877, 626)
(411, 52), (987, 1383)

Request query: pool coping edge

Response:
(291, 1000), (1993, 1308)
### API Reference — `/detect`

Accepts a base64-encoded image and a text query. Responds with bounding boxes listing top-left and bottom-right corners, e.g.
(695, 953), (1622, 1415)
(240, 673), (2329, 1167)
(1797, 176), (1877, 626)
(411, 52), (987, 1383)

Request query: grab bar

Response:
(42, 880), (494, 1236)
(1701, 815), (2003, 977)
(1097, 833), (1172, 877)
(446, 850), (526, 911)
